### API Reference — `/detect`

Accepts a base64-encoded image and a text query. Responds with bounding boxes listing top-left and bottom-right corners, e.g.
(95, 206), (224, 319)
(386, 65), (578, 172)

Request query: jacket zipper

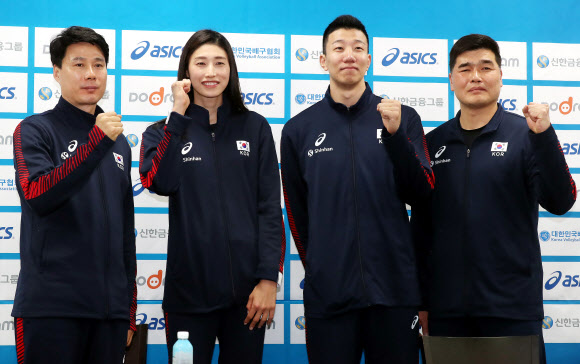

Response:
(347, 111), (369, 303)
(462, 146), (471, 314)
(210, 129), (237, 299)
(98, 165), (111, 318)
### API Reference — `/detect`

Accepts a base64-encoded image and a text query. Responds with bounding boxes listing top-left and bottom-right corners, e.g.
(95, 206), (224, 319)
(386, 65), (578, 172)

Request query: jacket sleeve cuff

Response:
(165, 112), (191, 135)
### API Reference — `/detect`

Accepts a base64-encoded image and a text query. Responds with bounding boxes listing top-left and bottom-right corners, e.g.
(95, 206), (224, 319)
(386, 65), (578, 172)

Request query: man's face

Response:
(450, 48), (502, 110)
(53, 42), (107, 114)
(320, 28), (371, 90)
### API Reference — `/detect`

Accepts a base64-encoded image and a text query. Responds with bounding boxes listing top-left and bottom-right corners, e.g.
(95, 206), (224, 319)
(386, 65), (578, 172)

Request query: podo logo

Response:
(130, 41), (182, 60)
(129, 87), (173, 106)
(0, 87), (16, 99)
(135, 313), (166, 330)
(241, 92), (273, 105)
(382, 48), (437, 67)
(136, 270), (164, 289)
(542, 97), (580, 115)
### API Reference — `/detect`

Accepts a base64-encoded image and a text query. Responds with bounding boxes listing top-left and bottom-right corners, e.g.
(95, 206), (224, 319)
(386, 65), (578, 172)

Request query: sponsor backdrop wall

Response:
(1, 1), (580, 363)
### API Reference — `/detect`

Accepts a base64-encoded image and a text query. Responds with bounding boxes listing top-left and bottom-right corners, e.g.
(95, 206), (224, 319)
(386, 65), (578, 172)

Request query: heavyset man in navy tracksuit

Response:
(11, 27), (137, 364)
(414, 34), (577, 364)
(281, 15), (434, 363)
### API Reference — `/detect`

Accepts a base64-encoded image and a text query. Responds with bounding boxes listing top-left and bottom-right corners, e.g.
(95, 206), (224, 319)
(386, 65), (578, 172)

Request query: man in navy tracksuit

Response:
(281, 15), (434, 363)
(414, 34), (576, 364)
(11, 27), (137, 364)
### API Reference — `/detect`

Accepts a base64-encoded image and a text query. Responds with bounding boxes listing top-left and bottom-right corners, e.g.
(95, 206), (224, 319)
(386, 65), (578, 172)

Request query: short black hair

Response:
(449, 34), (501, 71)
(322, 15), (369, 55)
(50, 26), (109, 68)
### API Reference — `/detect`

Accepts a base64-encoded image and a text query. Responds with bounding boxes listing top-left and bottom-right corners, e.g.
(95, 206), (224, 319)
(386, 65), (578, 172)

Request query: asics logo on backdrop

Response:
(130, 41), (182, 60)
(382, 47), (437, 67)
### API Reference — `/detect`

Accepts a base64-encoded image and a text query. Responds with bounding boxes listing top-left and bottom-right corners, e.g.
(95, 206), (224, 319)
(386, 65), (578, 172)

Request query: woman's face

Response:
(187, 43), (230, 105)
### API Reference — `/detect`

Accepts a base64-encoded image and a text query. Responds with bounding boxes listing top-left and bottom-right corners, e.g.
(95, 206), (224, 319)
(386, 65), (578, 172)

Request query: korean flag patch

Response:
(113, 152), (124, 170)
(237, 141), (250, 152)
(491, 142), (508, 152)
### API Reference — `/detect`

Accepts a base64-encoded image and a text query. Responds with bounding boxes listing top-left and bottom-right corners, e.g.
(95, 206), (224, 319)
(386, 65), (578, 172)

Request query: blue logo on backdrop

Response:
(544, 271), (580, 289)
(126, 134), (139, 147)
(133, 179), (156, 197)
(537, 55), (550, 68)
(0, 87), (16, 100)
(134, 229), (138, 237)
(499, 99), (517, 111)
(545, 271), (562, 290)
(136, 313), (166, 330)
(382, 47), (437, 67)
(562, 143), (580, 155)
(38, 87), (52, 100)
(295, 316), (306, 330)
(241, 93), (273, 105)
(539, 231), (551, 242)
(131, 41), (182, 60)
(300, 278), (305, 289)
(542, 316), (553, 329)
(295, 94), (306, 105)
(0, 227), (13, 239)
(296, 48), (309, 61)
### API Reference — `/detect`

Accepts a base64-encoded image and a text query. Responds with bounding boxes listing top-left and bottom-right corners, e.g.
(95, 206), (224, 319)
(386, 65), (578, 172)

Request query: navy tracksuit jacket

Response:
(281, 84), (434, 318)
(139, 101), (285, 313)
(413, 105), (576, 320)
(12, 97), (137, 329)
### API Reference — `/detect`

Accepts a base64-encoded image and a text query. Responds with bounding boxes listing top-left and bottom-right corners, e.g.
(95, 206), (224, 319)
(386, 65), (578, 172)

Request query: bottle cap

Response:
(177, 331), (189, 340)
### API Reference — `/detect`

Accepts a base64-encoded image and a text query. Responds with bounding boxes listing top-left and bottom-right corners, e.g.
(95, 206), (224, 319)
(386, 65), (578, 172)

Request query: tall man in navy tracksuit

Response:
(281, 15), (434, 363)
(11, 26), (137, 364)
(414, 34), (576, 364)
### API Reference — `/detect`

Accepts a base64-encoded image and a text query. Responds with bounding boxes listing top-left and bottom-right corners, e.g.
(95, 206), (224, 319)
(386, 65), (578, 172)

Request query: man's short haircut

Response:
(322, 15), (369, 55)
(449, 34), (501, 71)
(50, 26), (109, 68)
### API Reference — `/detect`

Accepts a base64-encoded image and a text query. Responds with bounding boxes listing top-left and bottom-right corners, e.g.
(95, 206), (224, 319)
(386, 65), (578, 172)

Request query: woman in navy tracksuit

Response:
(139, 30), (285, 364)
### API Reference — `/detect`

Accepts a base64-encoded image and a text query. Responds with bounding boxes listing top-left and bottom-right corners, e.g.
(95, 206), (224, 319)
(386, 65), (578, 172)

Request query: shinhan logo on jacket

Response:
(308, 133), (333, 157)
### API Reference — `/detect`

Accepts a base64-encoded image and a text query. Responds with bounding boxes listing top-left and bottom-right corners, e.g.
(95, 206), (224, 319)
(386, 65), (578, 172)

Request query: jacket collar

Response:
(449, 103), (505, 140)
(325, 82), (373, 114)
(184, 97), (233, 128)
(54, 97), (104, 128)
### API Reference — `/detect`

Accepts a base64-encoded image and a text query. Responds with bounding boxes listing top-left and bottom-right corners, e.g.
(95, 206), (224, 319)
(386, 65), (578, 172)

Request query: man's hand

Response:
(377, 98), (402, 135)
(126, 329), (134, 347)
(244, 280), (277, 330)
(171, 79), (192, 115)
(95, 111), (123, 141)
(523, 102), (551, 134)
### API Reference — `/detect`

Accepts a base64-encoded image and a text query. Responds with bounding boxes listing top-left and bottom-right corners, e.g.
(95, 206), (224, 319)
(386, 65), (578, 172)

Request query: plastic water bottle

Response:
(173, 331), (193, 364)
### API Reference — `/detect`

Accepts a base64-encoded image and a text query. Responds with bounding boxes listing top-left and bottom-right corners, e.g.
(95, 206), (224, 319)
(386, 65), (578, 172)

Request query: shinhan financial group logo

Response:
(38, 87), (52, 101)
(296, 48), (309, 61)
(126, 134), (139, 147)
(295, 316), (306, 330)
(542, 316), (553, 329)
(537, 55), (550, 68)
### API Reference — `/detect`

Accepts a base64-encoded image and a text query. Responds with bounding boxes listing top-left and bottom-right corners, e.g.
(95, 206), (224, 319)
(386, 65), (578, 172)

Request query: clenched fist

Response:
(377, 98), (402, 135)
(523, 102), (550, 134)
(96, 111), (123, 141)
(171, 79), (192, 115)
